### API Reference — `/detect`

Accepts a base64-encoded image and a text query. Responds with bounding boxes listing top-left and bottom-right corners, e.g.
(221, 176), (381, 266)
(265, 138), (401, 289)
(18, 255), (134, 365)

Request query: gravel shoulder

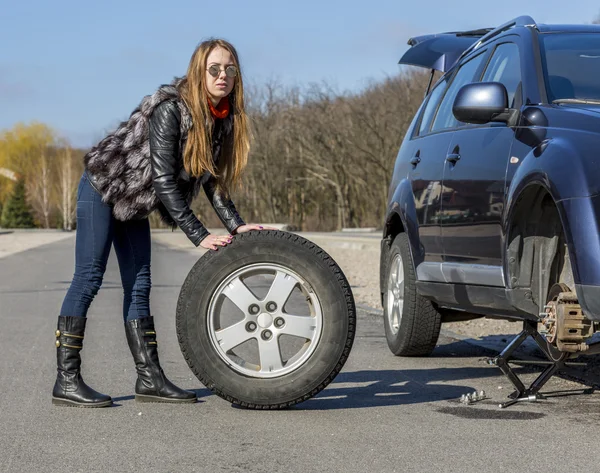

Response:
(152, 229), (522, 341)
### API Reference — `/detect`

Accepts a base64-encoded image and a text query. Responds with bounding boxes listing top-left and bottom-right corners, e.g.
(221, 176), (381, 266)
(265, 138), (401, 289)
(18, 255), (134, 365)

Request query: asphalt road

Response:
(1, 235), (600, 473)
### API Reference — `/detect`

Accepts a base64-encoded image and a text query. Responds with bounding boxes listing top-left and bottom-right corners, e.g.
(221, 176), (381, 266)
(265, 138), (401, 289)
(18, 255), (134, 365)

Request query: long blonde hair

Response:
(177, 39), (250, 195)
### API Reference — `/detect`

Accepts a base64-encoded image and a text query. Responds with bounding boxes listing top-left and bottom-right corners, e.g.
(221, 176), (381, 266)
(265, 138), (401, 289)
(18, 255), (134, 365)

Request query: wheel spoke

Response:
(222, 277), (260, 313)
(258, 338), (283, 373)
(280, 314), (317, 340)
(397, 260), (404, 284)
(216, 321), (252, 352)
(390, 268), (397, 285)
(392, 304), (400, 329)
(265, 271), (299, 308)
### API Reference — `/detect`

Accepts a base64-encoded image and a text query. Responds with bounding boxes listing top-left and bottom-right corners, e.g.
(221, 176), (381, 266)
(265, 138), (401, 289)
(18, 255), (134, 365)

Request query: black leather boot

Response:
(125, 316), (196, 403)
(52, 316), (113, 407)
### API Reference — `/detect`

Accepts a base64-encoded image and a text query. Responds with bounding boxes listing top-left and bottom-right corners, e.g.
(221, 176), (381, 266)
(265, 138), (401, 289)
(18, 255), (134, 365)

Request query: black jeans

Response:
(60, 172), (152, 321)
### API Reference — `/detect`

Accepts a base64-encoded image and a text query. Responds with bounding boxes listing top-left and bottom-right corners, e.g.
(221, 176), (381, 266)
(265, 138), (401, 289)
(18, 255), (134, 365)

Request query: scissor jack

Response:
(487, 320), (588, 408)
(488, 286), (598, 408)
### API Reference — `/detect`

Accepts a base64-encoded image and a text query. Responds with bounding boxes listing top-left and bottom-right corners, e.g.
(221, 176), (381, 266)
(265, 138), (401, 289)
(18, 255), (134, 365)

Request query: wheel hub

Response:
(539, 283), (593, 353)
(257, 313), (274, 328)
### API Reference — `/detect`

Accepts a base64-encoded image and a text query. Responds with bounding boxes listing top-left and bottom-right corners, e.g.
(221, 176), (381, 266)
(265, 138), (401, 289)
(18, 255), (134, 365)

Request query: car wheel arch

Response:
(386, 179), (423, 260)
(504, 181), (576, 315)
(381, 179), (422, 306)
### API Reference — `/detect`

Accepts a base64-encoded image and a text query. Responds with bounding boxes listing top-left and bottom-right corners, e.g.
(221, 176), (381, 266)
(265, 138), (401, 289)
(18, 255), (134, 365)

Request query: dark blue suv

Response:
(380, 16), (600, 361)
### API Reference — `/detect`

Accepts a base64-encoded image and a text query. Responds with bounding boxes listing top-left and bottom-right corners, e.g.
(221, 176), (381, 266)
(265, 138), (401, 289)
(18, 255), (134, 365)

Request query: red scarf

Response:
(208, 97), (230, 119)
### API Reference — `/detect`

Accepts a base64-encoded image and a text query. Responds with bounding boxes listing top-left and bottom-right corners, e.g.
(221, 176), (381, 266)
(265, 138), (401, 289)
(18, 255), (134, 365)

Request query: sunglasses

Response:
(208, 65), (238, 78)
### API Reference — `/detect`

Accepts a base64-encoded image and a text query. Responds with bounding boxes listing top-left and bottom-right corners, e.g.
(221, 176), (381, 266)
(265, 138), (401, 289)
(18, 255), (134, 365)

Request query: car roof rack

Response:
(458, 15), (537, 60)
(455, 28), (495, 37)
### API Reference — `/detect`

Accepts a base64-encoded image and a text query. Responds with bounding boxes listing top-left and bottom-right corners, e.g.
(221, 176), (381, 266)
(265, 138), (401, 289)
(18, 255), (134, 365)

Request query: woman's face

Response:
(205, 46), (236, 105)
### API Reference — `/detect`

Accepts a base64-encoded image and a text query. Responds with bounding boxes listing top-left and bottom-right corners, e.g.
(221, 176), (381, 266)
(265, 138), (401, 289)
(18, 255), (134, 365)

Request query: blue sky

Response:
(2, 0), (599, 147)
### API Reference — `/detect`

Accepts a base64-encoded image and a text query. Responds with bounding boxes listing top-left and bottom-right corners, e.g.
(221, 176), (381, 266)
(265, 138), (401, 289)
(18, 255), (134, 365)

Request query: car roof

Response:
(537, 24), (600, 34)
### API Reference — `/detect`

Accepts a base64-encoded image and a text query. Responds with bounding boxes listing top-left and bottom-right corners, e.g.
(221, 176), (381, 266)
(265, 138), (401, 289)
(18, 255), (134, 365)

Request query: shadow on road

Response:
(294, 338), (598, 411)
(298, 366), (497, 410)
(111, 388), (213, 405)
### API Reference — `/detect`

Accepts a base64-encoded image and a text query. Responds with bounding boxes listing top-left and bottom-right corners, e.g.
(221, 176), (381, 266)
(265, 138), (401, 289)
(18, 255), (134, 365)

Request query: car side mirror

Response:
(453, 82), (518, 125)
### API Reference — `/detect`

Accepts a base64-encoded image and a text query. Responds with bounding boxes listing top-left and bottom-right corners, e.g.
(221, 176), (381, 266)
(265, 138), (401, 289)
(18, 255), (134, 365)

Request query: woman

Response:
(53, 39), (270, 408)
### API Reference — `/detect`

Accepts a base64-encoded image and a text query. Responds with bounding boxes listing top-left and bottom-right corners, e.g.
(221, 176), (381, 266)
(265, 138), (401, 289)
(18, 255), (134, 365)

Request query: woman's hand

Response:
(200, 233), (233, 251)
(233, 224), (278, 234)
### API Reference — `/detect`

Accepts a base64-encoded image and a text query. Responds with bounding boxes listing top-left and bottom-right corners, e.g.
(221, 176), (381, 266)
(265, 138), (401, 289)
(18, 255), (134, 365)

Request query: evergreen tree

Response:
(1, 178), (36, 228)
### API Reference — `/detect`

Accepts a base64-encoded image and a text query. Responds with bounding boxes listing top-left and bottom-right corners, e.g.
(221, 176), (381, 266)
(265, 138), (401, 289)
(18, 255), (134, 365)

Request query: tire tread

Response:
(176, 230), (356, 409)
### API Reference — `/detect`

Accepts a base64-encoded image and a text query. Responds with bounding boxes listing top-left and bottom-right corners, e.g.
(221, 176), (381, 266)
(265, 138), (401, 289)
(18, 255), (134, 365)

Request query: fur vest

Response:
(83, 77), (207, 225)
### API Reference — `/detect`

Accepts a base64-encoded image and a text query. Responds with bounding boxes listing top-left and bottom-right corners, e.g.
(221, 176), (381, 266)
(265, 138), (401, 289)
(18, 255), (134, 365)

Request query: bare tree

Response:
(29, 150), (52, 228)
(224, 69), (430, 232)
(54, 142), (80, 230)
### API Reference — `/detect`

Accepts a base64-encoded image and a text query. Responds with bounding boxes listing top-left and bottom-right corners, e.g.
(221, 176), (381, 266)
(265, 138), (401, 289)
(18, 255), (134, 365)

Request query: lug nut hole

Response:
(261, 330), (273, 340)
(274, 317), (285, 328)
(246, 322), (257, 332)
(266, 302), (277, 312)
(249, 304), (260, 315)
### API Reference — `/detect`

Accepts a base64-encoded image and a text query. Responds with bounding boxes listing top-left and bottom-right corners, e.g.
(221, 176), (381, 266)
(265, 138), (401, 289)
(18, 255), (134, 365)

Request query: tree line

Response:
(0, 70), (429, 231)
(0, 123), (83, 230)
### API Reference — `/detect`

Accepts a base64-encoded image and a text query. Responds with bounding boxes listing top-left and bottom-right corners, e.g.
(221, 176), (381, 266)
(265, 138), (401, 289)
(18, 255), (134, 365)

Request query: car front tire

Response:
(383, 232), (441, 356)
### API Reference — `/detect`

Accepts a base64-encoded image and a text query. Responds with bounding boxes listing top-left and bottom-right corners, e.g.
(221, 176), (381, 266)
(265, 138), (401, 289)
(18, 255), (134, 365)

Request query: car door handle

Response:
(410, 156), (421, 166)
(446, 153), (461, 164)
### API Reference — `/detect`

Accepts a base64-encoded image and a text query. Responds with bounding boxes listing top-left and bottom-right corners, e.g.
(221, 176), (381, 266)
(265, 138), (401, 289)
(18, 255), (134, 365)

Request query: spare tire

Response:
(176, 230), (356, 409)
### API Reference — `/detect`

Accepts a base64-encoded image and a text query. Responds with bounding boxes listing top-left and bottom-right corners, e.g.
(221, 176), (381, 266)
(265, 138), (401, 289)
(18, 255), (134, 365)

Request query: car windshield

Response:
(540, 33), (600, 102)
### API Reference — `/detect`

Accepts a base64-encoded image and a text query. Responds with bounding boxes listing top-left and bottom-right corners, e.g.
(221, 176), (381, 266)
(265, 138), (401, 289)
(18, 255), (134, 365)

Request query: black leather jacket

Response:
(148, 100), (245, 246)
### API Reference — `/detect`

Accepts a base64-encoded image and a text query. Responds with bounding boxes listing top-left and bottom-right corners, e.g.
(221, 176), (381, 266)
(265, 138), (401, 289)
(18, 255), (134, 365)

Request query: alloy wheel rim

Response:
(386, 254), (404, 334)
(208, 263), (323, 378)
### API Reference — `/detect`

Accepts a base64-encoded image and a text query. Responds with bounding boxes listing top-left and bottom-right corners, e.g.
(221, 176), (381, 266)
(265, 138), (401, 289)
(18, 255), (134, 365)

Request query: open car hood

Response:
(399, 32), (487, 73)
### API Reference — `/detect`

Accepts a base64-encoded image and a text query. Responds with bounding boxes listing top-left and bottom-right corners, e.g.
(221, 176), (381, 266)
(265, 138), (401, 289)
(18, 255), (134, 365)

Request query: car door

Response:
(407, 77), (451, 268)
(408, 51), (489, 282)
(439, 41), (523, 285)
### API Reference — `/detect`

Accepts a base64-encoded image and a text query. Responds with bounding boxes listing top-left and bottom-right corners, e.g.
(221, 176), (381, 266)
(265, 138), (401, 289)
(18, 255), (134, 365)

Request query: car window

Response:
(417, 78), (449, 136)
(481, 43), (522, 108)
(540, 33), (600, 101)
(431, 52), (487, 132)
